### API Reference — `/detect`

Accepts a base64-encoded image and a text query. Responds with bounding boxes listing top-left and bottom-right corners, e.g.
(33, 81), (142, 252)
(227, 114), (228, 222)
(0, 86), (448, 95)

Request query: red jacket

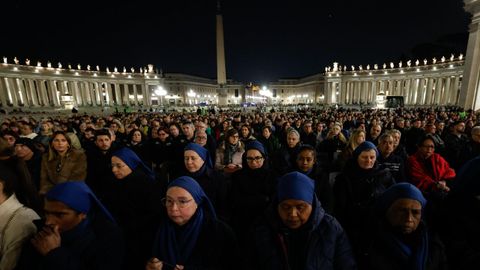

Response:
(407, 152), (456, 192)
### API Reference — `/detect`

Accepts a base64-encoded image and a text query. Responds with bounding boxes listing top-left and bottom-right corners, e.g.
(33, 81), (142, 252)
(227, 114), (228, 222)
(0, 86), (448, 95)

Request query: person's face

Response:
(357, 149), (377, 169)
(184, 150), (205, 173)
(262, 128), (271, 139)
(95, 135), (112, 151)
(52, 134), (69, 154)
(158, 130), (169, 142)
(370, 126), (381, 138)
(425, 125), (436, 134)
(436, 122), (445, 131)
(316, 123), (324, 132)
(3, 135), (16, 146)
(132, 131), (142, 143)
(182, 124), (194, 138)
(386, 198), (422, 235)
(111, 156), (132, 179)
(296, 150), (315, 172)
(169, 126), (180, 137)
(196, 123), (207, 133)
(41, 123), (50, 132)
(287, 134), (300, 148)
(44, 200), (87, 233)
(110, 123), (119, 132)
(418, 139), (435, 159)
(413, 120), (422, 128)
(303, 123), (312, 134)
(15, 144), (33, 159)
(246, 149), (264, 169)
(227, 133), (239, 145)
(20, 125), (32, 135)
(151, 127), (159, 139)
(455, 123), (465, 133)
(278, 199), (312, 229)
(391, 133), (400, 147)
(397, 120), (405, 128)
(378, 137), (395, 156)
(165, 187), (198, 226)
(472, 132), (480, 143)
(331, 125), (341, 135)
(241, 127), (249, 138)
(194, 133), (207, 146)
(84, 131), (95, 140)
(356, 132), (366, 145)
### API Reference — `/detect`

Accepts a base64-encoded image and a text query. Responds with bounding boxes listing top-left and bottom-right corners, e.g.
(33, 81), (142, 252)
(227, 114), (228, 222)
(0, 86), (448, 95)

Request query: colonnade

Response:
(0, 75), (152, 108)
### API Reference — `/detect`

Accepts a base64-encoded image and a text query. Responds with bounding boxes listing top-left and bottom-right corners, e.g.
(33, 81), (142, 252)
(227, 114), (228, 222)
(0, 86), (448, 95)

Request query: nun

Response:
(146, 176), (241, 270)
(362, 183), (447, 270)
(251, 172), (356, 270)
(108, 147), (162, 270)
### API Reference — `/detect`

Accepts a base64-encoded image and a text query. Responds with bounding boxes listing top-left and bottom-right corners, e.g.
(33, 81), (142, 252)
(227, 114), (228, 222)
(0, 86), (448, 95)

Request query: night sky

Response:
(0, 0), (470, 84)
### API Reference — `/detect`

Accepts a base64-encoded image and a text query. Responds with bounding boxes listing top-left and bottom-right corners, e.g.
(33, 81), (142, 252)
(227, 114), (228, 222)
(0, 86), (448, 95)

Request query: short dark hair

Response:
(95, 129), (111, 139)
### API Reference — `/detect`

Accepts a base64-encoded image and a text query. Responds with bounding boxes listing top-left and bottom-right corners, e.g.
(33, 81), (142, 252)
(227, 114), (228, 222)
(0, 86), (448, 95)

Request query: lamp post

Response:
(154, 86), (167, 107)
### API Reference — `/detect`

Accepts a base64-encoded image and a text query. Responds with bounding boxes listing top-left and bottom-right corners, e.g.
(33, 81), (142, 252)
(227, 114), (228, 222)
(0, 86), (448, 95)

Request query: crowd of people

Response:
(0, 106), (479, 270)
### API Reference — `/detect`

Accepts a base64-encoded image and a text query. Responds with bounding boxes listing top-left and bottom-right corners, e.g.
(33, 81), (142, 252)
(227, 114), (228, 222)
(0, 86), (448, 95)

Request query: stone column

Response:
(459, 0), (480, 110)
(0, 77), (9, 106)
(49, 80), (60, 106)
(344, 82), (349, 104)
(404, 79), (412, 105)
(5, 78), (18, 106)
(132, 84), (139, 106)
(451, 76), (461, 105)
(443, 77), (451, 104)
(71, 81), (81, 106)
(371, 81), (377, 104)
(105, 83), (113, 106)
(114, 83), (121, 105)
(434, 78), (443, 105)
(417, 78), (426, 105)
(425, 78), (434, 105)
(26, 79), (38, 106)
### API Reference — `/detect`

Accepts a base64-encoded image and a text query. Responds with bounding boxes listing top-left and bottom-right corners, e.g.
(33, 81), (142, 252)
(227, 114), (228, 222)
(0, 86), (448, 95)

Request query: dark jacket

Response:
(251, 198), (357, 270)
(153, 212), (242, 270)
(16, 213), (125, 270)
(229, 161), (277, 248)
(301, 166), (334, 214)
(103, 168), (162, 270)
(85, 145), (117, 202)
(377, 153), (407, 183)
(334, 160), (395, 250)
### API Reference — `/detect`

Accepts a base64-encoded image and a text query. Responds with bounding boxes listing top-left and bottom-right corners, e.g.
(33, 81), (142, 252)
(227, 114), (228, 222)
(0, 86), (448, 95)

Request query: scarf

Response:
(153, 176), (216, 266)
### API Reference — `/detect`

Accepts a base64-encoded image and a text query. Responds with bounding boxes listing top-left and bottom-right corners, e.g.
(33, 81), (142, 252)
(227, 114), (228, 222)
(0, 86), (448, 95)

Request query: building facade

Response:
(0, 56), (468, 110)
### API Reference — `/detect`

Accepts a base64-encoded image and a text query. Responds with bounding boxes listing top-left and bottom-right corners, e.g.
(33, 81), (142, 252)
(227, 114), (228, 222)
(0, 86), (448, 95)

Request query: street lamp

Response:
(154, 86), (167, 106)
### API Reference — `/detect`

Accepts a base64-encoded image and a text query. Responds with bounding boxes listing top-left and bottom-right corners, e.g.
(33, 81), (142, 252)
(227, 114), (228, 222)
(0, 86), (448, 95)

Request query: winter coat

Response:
(251, 197), (357, 270)
(39, 149), (87, 195)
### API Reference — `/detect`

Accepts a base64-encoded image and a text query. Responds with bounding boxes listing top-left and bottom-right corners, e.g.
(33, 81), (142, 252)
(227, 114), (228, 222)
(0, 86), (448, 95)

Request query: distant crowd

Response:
(0, 106), (479, 270)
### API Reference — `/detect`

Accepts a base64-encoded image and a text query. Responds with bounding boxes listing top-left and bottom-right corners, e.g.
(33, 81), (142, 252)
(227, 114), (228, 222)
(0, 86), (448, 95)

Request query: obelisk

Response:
(216, 0), (228, 106)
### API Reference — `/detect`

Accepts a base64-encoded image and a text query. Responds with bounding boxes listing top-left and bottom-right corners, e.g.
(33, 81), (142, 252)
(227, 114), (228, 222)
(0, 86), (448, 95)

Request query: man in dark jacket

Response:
(251, 172), (356, 270)
(85, 129), (118, 202)
(16, 182), (125, 270)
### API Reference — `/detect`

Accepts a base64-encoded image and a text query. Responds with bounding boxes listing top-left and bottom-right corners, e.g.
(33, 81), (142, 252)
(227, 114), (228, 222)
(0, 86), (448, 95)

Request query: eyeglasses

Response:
(195, 136), (207, 140)
(161, 197), (193, 208)
(246, 156), (264, 162)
